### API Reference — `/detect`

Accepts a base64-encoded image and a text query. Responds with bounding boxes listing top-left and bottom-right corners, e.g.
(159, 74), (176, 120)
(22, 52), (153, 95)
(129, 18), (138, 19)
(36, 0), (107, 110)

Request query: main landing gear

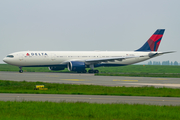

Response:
(87, 64), (99, 73)
(77, 70), (87, 73)
(76, 69), (99, 73)
(19, 67), (23, 73)
(88, 69), (99, 73)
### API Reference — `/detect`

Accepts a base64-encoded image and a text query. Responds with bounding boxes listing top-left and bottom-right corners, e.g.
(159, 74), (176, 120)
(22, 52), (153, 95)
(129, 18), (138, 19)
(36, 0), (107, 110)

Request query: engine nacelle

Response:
(68, 61), (85, 71)
(48, 66), (65, 71)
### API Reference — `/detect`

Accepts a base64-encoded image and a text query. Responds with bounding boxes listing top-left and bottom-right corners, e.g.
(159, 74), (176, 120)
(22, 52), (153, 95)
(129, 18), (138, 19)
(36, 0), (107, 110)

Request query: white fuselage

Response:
(3, 51), (158, 67)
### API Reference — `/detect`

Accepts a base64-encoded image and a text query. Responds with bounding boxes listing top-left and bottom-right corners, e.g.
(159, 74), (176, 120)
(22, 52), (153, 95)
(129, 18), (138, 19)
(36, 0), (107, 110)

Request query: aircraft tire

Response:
(19, 70), (23, 73)
(82, 70), (87, 73)
(94, 70), (99, 73)
(88, 69), (94, 73)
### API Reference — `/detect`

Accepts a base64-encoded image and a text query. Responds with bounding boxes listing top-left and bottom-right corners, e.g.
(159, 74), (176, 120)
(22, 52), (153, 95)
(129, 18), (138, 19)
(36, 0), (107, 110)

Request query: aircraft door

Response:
(19, 54), (24, 61)
(51, 54), (56, 61)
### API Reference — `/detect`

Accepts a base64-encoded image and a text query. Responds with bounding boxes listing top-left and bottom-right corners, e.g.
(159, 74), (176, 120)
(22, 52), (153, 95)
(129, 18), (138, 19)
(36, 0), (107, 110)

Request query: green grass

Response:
(1, 64), (180, 77)
(0, 101), (180, 120)
(1, 80), (180, 97)
(1, 65), (180, 119)
(0, 64), (72, 73)
(97, 65), (180, 74)
(96, 73), (180, 78)
(95, 65), (180, 77)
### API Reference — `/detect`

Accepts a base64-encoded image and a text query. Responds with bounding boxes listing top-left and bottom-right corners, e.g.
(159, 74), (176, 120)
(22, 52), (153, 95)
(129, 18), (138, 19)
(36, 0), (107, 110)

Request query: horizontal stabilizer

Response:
(149, 51), (175, 58)
(157, 51), (176, 55)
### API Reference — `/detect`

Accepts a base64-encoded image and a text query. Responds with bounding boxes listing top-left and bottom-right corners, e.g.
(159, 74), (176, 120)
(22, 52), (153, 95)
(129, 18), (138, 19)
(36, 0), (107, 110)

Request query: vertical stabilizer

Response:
(136, 29), (165, 51)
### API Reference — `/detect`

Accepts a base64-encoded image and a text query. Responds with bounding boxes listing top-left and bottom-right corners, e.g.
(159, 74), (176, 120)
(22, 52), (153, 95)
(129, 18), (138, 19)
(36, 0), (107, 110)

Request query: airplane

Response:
(3, 29), (174, 73)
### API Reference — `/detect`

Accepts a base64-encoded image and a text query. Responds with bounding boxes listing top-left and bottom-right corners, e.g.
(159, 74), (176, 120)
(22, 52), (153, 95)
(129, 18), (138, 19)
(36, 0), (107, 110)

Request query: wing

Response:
(85, 56), (138, 64)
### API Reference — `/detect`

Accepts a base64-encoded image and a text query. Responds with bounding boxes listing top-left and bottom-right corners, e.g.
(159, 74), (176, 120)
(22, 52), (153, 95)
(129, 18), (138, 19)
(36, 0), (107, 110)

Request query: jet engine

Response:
(68, 61), (86, 72)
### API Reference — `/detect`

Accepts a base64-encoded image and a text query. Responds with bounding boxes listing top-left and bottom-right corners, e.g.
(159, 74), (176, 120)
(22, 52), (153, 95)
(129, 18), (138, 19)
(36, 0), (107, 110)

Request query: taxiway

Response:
(0, 71), (180, 88)
(1, 71), (180, 105)
(1, 93), (180, 106)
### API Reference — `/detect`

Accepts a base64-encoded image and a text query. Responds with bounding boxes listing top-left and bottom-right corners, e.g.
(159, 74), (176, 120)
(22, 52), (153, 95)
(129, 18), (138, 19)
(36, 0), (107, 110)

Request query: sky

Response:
(0, 0), (179, 64)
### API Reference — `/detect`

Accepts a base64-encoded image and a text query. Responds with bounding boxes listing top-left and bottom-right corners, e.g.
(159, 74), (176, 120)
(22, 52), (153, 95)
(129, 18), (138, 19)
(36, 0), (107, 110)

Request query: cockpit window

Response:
(7, 55), (14, 58)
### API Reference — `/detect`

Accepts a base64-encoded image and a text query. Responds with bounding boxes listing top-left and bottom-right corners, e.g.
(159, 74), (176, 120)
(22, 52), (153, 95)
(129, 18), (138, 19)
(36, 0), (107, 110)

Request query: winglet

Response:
(136, 29), (165, 51)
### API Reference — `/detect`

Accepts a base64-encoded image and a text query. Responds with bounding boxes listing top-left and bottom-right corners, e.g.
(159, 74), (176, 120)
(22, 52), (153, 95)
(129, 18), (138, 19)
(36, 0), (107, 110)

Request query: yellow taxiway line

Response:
(113, 80), (138, 82)
(60, 79), (87, 81)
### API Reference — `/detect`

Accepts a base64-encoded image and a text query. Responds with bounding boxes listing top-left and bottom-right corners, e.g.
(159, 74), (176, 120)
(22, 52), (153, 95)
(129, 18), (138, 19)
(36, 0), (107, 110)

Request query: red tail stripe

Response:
(149, 35), (163, 42)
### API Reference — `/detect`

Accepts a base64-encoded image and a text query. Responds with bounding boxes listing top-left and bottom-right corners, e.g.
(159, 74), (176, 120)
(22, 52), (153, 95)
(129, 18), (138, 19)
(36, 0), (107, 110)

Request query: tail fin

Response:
(136, 29), (165, 51)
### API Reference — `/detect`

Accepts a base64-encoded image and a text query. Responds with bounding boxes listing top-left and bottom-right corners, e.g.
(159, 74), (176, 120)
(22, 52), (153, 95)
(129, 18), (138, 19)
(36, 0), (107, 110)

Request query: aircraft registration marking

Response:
(60, 79), (87, 81)
(113, 80), (138, 82)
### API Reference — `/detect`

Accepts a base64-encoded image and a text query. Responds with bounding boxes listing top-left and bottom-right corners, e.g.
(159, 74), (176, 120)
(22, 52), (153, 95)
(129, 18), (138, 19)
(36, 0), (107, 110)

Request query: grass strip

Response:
(1, 80), (180, 97)
(0, 64), (72, 73)
(0, 101), (180, 120)
(1, 64), (180, 77)
(96, 65), (180, 74)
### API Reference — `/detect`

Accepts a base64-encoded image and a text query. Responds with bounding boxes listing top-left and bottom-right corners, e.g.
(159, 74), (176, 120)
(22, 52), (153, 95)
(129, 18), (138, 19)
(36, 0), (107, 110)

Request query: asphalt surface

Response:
(0, 71), (180, 88)
(1, 71), (180, 105)
(1, 93), (180, 106)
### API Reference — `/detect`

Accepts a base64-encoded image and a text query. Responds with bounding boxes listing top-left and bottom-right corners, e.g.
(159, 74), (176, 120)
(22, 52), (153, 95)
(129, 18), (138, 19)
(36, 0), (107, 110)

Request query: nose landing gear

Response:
(19, 67), (23, 73)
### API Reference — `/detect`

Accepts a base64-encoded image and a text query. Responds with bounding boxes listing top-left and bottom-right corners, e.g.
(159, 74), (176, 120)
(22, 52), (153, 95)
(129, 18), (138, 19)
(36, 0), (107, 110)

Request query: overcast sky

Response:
(0, 0), (179, 64)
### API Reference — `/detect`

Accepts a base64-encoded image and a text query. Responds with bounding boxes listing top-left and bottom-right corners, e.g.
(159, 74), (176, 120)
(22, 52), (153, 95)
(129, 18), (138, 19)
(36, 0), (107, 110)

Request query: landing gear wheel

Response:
(19, 67), (23, 73)
(94, 70), (99, 73)
(88, 69), (99, 73)
(88, 69), (94, 73)
(82, 70), (87, 73)
(77, 70), (87, 73)
(19, 70), (23, 73)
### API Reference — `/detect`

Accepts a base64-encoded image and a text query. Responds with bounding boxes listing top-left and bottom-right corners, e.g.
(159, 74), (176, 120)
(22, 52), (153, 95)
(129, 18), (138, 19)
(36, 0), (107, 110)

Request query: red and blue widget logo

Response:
(26, 53), (30, 56)
(136, 29), (165, 51)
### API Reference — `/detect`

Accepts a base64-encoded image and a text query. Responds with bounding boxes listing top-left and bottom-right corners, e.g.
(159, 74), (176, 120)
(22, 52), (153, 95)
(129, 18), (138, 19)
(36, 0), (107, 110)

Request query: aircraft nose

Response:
(3, 57), (7, 63)
(3, 57), (10, 64)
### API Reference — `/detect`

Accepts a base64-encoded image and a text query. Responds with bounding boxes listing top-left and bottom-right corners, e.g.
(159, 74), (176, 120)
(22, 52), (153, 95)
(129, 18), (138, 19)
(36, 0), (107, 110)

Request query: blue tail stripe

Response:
(154, 29), (165, 35)
(136, 42), (151, 51)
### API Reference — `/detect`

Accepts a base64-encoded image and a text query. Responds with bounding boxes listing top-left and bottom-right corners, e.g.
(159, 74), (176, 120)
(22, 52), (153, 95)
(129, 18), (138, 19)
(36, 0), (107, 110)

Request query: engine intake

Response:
(68, 61), (85, 71)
